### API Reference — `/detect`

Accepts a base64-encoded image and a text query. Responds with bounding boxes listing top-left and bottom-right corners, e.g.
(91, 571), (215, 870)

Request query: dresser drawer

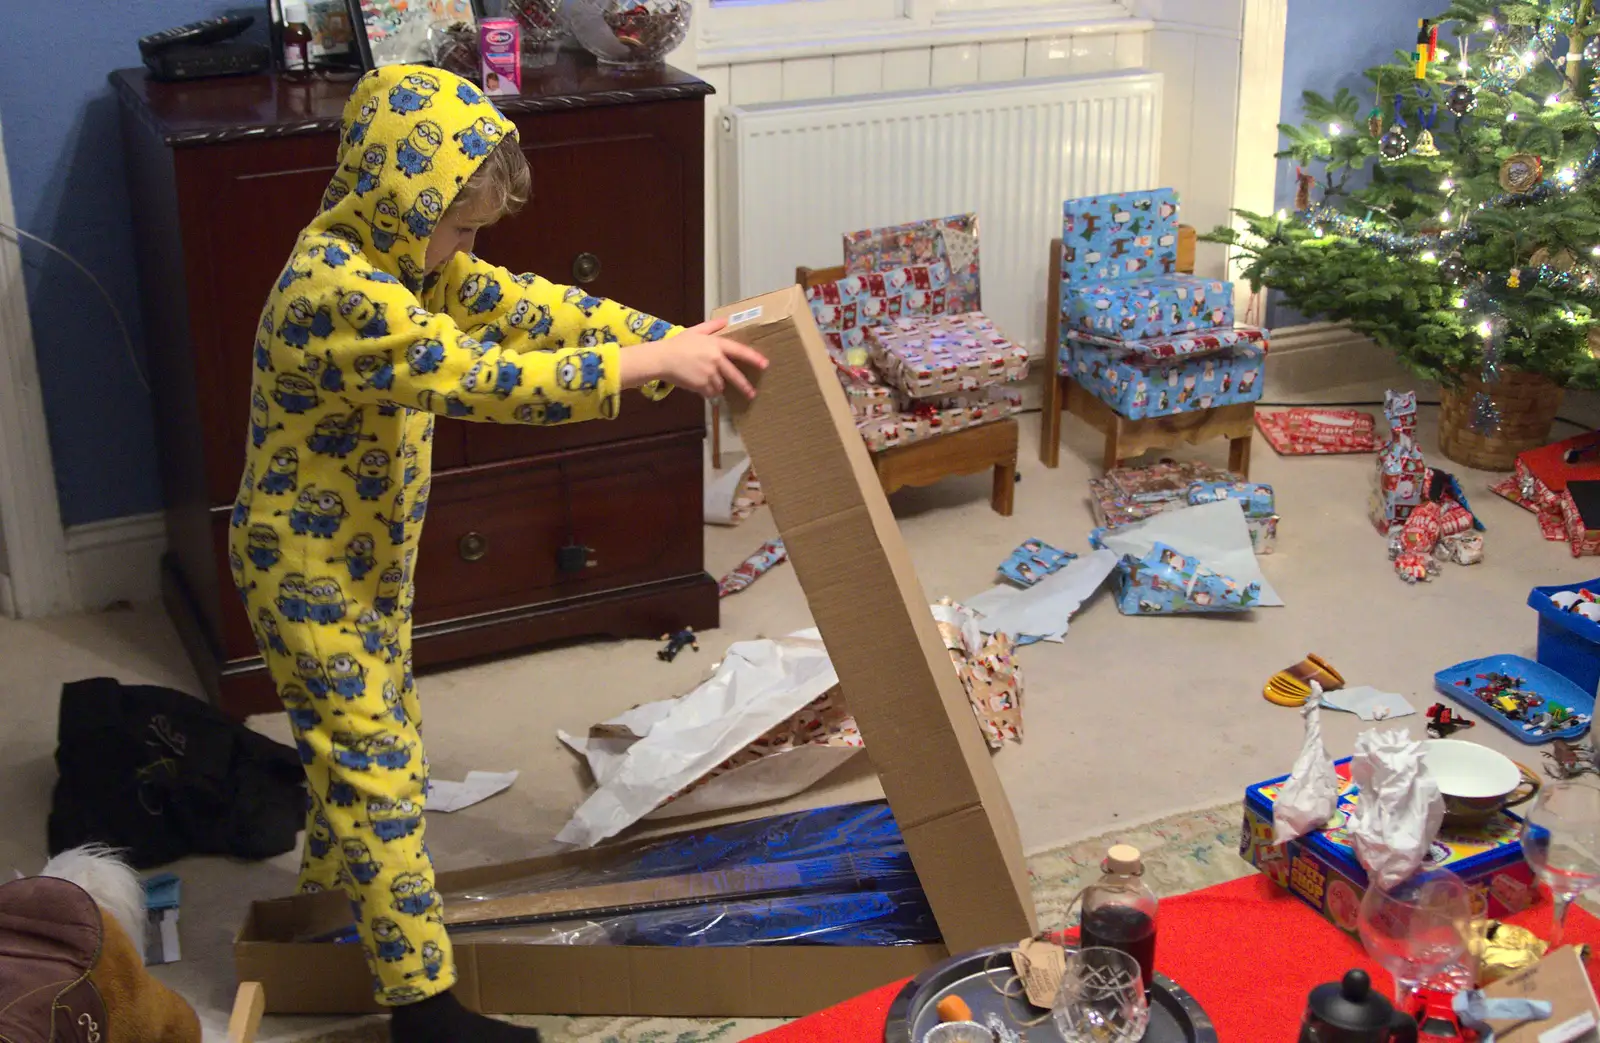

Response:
(413, 431), (704, 623)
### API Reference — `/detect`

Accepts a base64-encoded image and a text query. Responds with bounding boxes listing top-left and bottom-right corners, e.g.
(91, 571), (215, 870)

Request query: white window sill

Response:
(698, 10), (1153, 66)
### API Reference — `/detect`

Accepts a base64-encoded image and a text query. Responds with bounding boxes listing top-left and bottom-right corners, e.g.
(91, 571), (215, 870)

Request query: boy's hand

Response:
(625, 318), (767, 399)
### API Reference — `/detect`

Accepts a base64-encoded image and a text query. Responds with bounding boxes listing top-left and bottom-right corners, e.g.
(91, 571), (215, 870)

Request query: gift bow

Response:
(1453, 990), (1553, 1043)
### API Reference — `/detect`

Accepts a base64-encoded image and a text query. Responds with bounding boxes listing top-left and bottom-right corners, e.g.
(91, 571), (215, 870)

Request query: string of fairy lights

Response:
(1283, 9), (1600, 433)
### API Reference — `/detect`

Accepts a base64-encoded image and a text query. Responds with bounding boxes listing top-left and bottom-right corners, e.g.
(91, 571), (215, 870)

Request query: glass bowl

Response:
(563, 0), (692, 68)
(505, 0), (564, 49)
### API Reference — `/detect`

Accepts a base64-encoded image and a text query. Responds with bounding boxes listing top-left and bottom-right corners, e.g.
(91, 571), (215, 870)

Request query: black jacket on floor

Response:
(48, 677), (305, 869)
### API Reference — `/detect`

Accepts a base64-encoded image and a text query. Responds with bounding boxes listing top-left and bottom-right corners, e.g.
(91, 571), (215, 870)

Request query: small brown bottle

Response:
(280, 0), (314, 79)
(1078, 844), (1159, 994)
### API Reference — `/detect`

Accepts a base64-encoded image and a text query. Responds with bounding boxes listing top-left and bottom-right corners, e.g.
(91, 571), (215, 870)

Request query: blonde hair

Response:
(450, 138), (531, 220)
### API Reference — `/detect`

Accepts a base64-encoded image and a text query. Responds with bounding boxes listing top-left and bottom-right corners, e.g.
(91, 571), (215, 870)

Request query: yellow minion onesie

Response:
(230, 66), (678, 1005)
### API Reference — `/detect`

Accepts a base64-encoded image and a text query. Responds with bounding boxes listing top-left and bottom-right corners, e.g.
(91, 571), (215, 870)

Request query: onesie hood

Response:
(307, 65), (515, 292)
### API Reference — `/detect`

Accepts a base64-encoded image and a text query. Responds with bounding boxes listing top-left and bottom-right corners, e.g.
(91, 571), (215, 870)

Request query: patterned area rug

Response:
(299, 803), (1249, 1043)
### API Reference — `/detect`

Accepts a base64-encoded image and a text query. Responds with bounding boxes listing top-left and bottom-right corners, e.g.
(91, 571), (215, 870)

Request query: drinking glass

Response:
(1052, 947), (1150, 1043)
(1356, 867), (1472, 1007)
(1520, 777), (1600, 947)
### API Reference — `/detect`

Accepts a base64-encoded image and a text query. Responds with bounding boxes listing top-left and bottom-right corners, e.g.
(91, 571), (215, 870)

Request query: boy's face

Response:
(423, 205), (497, 275)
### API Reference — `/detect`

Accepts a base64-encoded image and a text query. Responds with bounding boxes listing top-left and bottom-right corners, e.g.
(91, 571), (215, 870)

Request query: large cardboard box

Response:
(235, 285), (1036, 1016)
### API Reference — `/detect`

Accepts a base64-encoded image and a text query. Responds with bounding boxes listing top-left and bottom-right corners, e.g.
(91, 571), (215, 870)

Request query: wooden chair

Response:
(1041, 233), (1254, 477)
(789, 263), (1019, 516)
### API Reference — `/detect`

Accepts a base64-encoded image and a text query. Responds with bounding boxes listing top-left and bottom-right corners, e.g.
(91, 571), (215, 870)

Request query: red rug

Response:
(751, 873), (1600, 1042)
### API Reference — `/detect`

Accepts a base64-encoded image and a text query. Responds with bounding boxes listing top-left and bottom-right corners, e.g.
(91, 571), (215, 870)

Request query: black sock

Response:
(389, 989), (542, 1043)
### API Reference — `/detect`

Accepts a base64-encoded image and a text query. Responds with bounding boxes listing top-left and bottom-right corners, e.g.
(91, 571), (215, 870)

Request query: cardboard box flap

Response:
(716, 285), (1036, 951)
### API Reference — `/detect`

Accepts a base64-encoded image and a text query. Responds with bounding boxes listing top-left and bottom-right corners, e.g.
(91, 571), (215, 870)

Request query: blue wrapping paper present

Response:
(1068, 337), (1264, 421)
(1062, 189), (1183, 284)
(1104, 541), (1262, 615)
(1063, 274), (1234, 341)
(1188, 480), (1275, 519)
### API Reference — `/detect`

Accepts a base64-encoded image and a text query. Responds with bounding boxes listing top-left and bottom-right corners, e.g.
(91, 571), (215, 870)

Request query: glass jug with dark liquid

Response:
(1299, 970), (1418, 1043)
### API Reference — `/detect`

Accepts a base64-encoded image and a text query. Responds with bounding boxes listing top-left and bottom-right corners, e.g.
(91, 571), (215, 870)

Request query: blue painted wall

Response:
(0, 0), (245, 526)
(1270, 0), (1446, 325)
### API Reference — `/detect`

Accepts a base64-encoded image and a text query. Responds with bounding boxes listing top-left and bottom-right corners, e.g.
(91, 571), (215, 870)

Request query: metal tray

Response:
(885, 944), (1217, 1043)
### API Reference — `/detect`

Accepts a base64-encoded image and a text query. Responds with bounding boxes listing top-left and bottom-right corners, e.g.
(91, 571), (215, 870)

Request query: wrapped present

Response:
(718, 538), (787, 597)
(1188, 480), (1275, 519)
(1493, 434), (1600, 553)
(1255, 408), (1378, 456)
(1061, 188), (1183, 284)
(1110, 541), (1263, 615)
(1369, 390), (1426, 535)
(1062, 274), (1234, 342)
(804, 261), (951, 368)
(1068, 336), (1264, 420)
(997, 539), (1077, 588)
(867, 312), (1029, 398)
(1063, 325), (1267, 364)
(1560, 480), (1600, 557)
(854, 385), (1020, 453)
(838, 371), (895, 421)
(844, 213), (982, 315)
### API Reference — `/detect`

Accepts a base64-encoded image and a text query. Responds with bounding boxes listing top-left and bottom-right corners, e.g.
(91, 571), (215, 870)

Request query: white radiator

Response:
(718, 72), (1162, 355)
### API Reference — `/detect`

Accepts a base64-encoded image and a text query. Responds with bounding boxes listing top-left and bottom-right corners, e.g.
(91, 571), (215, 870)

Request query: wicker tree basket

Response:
(1438, 369), (1564, 471)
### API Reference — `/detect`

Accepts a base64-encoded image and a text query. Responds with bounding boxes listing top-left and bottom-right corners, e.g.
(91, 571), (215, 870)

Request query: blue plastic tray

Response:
(1435, 653), (1595, 744)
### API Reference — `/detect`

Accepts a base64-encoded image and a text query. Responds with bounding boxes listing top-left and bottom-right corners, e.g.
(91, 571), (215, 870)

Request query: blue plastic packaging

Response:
(1528, 579), (1600, 697)
(1434, 653), (1595, 744)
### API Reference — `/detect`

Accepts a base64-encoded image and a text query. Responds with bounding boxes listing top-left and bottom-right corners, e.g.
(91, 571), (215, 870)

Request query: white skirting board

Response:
(63, 512), (165, 611)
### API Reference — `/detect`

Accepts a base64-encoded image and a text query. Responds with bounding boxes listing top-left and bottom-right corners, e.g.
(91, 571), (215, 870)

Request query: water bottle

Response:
(1078, 844), (1159, 993)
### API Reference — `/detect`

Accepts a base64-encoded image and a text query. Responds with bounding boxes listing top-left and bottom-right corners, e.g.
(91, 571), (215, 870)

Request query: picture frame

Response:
(346, 0), (484, 70)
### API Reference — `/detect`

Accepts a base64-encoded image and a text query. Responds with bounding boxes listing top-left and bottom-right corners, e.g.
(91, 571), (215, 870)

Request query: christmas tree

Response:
(1209, 0), (1600, 431)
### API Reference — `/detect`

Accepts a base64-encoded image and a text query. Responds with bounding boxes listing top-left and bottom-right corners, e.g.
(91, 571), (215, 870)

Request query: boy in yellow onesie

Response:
(229, 65), (763, 1042)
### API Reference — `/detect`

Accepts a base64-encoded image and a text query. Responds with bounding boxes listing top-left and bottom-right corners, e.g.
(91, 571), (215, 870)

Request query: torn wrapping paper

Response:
(1322, 686), (1417, 721)
(964, 549), (1119, 645)
(1255, 408), (1378, 456)
(555, 634), (844, 847)
(704, 457), (754, 526)
(1273, 684), (1340, 844)
(932, 599), (1023, 749)
(1371, 390), (1427, 535)
(1107, 541), (1263, 615)
(1089, 461), (1240, 526)
(1347, 729), (1445, 890)
(718, 538), (787, 597)
(997, 538), (1077, 588)
(867, 312), (1030, 398)
(844, 212), (982, 315)
(1090, 500), (1284, 607)
(1187, 480), (1275, 518)
(428, 770), (519, 813)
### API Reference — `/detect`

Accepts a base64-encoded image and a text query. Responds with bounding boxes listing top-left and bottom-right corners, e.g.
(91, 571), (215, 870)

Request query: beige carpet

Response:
(2, 398), (1598, 1040)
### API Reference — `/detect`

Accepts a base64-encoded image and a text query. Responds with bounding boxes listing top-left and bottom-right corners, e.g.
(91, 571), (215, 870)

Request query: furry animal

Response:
(0, 844), (205, 1043)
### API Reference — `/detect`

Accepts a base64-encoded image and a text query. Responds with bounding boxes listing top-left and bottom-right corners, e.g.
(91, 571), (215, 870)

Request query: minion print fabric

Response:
(229, 65), (679, 1005)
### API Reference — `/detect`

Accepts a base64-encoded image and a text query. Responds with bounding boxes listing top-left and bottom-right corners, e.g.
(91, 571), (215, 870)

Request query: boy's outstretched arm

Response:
(425, 254), (684, 399)
(303, 266), (628, 426)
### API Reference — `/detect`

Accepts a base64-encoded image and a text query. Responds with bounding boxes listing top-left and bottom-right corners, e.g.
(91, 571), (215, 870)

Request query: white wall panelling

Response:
(834, 53), (888, 95)
(978, 40), (1028, 82)
(720, 73), (1162, 357)
(883, 48), (936, 91)
(781, 56), (835, 100)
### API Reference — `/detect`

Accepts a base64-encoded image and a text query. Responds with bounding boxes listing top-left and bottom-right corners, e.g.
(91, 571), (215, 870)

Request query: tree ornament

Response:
(1410, 129), (1439, 156)
(1508, 269), (1522, 289)
(1445, 82), (1477, 116)
(1586, 36), (1600, 62)
(1500, 153), (1545, 192)
(1380, 126), (1411, 159)
(1531, 246), (1578, 271)
(1438, 253), (1467, 284)
(1294, 166), (1315, 211)
(1412, 18), (1439, 79)
(1367, 105), (1384, 137)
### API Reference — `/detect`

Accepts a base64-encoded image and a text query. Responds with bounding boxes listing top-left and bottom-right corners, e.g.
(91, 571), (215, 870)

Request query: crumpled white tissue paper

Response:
(1348, 728), (1445, 890)
(1272, 682), (1340, 844)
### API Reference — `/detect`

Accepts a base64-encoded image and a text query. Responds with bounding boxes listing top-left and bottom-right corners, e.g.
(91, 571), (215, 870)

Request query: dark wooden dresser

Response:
(113, 58), (718, 719)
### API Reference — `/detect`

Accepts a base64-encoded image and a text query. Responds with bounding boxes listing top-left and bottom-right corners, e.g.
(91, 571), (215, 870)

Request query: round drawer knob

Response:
(459, 532), (488, 562)
(572, 252), (602, 284)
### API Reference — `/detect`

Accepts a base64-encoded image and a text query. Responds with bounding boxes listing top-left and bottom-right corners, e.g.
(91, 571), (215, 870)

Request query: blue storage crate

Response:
(1529, 578), (1600, 697)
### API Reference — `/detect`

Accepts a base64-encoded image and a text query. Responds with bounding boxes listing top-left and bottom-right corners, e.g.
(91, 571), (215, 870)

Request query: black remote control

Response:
(139, 15), (254, 60)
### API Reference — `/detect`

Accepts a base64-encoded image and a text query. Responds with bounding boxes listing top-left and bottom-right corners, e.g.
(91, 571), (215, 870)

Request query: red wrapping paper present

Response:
(1256, 408), (1378, 456)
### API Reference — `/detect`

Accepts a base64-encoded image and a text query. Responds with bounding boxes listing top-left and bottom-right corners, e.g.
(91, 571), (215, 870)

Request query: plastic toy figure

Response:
(657, 628), (699, 662)
(1425, 703), (1475, 739)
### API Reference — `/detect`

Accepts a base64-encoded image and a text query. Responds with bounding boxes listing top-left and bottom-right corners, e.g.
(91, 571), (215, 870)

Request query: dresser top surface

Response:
(112, 53), (711, 146)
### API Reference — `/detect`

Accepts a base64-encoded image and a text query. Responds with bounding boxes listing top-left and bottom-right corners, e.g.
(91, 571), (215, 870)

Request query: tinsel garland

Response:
(1285, 17), (1600, 434)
